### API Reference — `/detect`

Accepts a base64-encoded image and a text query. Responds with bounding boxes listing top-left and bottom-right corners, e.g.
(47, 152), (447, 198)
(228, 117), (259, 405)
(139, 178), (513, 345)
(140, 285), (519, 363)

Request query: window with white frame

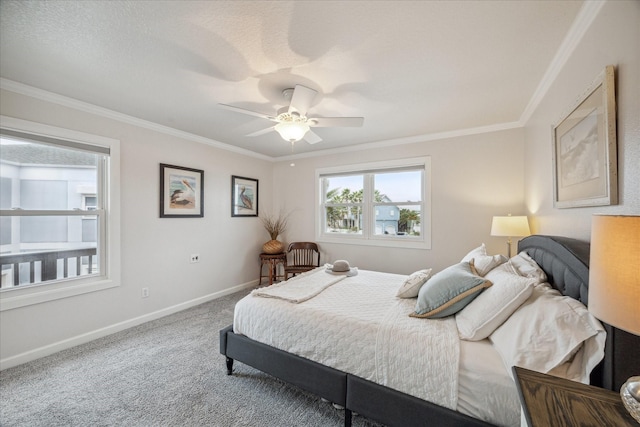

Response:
(316, 157), (431, 249)
(0, 117), (120, 310)
(82, 194), (97, 211)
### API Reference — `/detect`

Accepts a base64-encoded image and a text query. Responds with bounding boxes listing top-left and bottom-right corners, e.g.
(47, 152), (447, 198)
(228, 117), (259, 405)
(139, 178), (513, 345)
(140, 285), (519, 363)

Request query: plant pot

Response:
(262, 239), (284, 254)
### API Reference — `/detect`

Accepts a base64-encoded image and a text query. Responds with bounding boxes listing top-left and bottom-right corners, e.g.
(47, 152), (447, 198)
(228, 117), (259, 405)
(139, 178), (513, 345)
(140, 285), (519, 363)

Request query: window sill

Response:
(317, 234), (431, 250)
(0, 276), (119, 311)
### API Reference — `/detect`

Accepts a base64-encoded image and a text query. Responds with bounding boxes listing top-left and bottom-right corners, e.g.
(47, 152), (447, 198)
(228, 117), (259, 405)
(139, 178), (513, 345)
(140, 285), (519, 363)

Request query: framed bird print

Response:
(160, 163), (204, 218)
(231, 175), (258, 217)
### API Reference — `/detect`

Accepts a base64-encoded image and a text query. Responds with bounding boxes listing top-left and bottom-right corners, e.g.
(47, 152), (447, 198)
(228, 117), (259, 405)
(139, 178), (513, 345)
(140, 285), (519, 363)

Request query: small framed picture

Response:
(552, 65), (617, 208)
(160, 163), (204, 218)
(231, 175), (258, 217)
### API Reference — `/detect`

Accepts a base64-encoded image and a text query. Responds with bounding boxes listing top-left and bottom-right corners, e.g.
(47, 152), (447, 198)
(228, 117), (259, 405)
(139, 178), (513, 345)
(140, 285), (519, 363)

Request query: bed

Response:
(219, 235), (639, 426)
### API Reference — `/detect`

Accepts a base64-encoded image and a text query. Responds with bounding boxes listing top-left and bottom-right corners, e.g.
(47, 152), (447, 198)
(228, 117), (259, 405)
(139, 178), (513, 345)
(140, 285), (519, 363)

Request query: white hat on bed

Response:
(326, 260), (358, 276)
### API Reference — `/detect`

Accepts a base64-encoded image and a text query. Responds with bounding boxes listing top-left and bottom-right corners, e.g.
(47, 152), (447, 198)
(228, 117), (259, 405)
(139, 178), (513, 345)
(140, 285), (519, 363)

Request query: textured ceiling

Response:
(0, 1), (584, 159)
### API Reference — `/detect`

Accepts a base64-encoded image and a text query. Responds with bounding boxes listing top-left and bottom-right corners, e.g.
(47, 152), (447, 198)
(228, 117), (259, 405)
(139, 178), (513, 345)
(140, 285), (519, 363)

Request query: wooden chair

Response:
(283, 242), (320, 280)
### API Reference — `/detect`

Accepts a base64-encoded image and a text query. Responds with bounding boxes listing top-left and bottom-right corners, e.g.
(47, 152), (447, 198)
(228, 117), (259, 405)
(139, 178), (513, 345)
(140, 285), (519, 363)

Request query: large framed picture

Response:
(159, 163), (204, 218)
(552, 65), (617, 209)
(231, 175), (258, 217)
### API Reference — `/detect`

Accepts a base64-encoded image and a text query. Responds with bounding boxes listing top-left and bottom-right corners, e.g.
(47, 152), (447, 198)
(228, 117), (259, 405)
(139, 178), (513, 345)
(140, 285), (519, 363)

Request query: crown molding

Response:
(277, 121), (522, 161)
(1, 77), (523, 162)
(0, 78), (273, 162)
(519, 0), (606, 124)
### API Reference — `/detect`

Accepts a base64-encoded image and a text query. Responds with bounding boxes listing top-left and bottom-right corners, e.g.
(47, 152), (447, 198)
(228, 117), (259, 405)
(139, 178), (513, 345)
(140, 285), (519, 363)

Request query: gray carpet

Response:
(0, 290), (382, 426)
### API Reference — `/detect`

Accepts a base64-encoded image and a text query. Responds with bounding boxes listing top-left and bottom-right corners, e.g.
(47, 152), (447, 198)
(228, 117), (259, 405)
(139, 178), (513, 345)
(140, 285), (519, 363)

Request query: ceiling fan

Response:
(219, 85), (364, 145)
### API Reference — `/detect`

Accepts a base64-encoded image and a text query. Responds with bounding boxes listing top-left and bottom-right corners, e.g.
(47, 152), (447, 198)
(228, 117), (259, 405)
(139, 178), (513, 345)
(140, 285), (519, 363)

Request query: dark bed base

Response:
(219, 235), (640, 427)
(220, 325), (491, 427)
(220, 324), (348, 416)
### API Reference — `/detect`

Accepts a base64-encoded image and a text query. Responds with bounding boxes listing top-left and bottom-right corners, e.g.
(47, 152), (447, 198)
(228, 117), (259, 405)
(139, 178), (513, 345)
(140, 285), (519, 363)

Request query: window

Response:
(316, 157), (431, 249)
(0, 117), (120, 310)
(82, 195), (97, 211)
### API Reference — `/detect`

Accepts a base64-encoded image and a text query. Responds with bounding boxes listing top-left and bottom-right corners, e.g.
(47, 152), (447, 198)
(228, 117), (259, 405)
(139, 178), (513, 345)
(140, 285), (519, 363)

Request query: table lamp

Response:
(588, 214), (640, 423)
(490, 214), (531, 257)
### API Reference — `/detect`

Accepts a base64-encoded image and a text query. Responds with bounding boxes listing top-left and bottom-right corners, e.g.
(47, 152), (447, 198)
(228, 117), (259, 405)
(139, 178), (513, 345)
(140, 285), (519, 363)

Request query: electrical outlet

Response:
(141, 287), (149, 298)
(190, 254), (200, 263)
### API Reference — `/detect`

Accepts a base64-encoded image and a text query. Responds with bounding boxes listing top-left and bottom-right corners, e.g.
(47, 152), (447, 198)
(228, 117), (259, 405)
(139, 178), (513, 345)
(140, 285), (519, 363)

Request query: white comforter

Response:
(375, 297), (459, 408)
(234, 268), (460, 410)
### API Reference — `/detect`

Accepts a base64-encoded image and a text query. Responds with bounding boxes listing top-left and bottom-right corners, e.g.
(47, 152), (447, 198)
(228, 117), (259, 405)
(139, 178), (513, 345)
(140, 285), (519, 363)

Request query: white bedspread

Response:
(234, 270), (460, 410)
(375, 298), (459, 408)
(251, 267), (345, 303)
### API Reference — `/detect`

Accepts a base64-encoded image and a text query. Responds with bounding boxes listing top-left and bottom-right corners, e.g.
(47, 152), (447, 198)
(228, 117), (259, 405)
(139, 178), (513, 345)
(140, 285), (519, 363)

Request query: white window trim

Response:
(315, 157), (431, 250)
(0, 116), (121, 311)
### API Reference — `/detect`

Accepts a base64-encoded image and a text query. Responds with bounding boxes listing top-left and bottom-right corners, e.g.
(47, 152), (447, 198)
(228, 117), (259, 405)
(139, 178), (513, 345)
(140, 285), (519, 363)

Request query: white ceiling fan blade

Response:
(303, 130), (322, 144)
(288, 85), (317, 116)
(219, 104), (275, 121)
(246, 126), (275, 137)
(308, 117), (364, 127)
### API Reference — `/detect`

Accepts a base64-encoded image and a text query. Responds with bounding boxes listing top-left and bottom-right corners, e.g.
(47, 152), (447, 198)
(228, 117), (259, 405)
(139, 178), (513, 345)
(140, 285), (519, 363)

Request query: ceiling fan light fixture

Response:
(275, 121), (310, 142)
(221, 84), (364, 147)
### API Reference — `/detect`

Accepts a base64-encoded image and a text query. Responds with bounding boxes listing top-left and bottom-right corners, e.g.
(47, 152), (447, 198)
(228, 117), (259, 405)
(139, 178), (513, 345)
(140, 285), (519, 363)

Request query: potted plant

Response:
(260, 210), (290, 254)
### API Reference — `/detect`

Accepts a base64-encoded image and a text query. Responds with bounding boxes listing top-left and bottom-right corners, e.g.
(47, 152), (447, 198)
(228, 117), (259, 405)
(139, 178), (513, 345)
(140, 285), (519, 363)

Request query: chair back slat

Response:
(284, 242), (320, 280)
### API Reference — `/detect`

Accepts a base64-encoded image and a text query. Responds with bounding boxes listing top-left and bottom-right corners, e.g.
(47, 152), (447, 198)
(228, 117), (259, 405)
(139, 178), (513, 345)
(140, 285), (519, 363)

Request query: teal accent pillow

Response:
(410, 261), (492, 319)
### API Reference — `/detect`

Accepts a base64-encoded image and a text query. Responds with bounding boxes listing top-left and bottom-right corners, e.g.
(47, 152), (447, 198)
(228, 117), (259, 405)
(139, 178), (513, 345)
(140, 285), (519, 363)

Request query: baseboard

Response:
(0, 281), (256, 370)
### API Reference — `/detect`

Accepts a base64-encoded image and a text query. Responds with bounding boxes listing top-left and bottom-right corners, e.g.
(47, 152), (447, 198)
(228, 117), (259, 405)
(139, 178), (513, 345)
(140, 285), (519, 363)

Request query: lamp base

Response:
(621, 376), (640, 423)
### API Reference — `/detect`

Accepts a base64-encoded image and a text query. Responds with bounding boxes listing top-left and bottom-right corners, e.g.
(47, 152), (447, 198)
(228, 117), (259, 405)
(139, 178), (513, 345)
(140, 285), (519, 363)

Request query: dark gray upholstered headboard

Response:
(518, 235), (590, 304)
(518, 235), (639, 391)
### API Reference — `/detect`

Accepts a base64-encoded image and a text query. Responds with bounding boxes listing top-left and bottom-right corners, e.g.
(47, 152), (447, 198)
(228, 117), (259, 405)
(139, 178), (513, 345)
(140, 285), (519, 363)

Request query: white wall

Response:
(0, 89), (272, 367)
(273, 128), (526, 274)
(524, 0), (640, 239)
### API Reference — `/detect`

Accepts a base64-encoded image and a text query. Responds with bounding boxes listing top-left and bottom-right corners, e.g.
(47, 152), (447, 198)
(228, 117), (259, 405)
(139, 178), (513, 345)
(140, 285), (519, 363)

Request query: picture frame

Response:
(552, 65), (617, 209)
(231, 175), (258, 217)
(159, 163), (204, 218)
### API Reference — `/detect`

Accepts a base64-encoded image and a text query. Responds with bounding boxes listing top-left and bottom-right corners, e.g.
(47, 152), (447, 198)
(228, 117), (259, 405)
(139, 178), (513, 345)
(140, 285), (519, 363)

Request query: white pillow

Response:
(455, 262), (535, 340)
(471, 254), (507, 276)
(489, 284), (605, 382)
(509, 251), (547, 283)
(396, 269), (432, 298)
(461, 243), (487, 262)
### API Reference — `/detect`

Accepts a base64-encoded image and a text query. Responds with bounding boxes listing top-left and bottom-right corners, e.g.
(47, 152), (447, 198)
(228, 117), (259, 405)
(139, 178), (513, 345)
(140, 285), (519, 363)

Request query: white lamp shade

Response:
(588, 215), (640, 335)
(275, 121), (310, 142)
(490, 216), (531, 237)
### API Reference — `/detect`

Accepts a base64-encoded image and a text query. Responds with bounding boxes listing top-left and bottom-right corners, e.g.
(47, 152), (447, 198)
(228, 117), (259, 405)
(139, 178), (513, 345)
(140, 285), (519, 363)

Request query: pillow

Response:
(455, 262), (536, 340)
(396, 269), (432, 298)
(509, 251), (547, 283)
(471, 254), (508, 276)
(489, 284), (605, 382)
(461, 243), (487, 262)
(410, 261), (492, 319)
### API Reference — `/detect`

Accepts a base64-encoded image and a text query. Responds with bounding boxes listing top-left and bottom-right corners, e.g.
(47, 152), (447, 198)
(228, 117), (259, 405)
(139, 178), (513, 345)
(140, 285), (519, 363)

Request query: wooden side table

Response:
(258, 252), (286, 286)
(513, 366), (637, 426)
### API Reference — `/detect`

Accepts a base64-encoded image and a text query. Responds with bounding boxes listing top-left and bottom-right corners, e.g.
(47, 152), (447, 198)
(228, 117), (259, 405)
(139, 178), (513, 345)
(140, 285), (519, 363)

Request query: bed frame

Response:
(219, 235), (639, 427)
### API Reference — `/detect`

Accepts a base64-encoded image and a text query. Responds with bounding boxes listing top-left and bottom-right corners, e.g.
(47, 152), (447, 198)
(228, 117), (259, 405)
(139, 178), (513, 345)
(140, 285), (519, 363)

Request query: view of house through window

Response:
(0, 132), (106, 289)
(373, 170), (422, 236)
(318, 158), (430, 248)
